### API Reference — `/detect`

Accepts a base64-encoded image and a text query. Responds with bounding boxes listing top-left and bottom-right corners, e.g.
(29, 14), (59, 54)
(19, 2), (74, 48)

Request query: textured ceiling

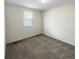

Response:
(5, 0), (75, 10)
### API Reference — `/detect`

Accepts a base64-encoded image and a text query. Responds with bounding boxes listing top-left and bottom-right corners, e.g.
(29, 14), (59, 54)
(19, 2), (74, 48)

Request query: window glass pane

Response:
(24, 19), (32, 26)
(24, 11), (33, 19)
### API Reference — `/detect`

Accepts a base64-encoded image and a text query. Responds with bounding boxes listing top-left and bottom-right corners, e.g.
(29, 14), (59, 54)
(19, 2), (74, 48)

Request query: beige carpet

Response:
(6, 34), (75, 59)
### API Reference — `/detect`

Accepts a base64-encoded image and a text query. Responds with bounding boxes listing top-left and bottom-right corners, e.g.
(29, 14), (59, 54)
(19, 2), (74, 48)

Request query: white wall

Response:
(43, 4), (75, 46)
(5, 3), (43, 44)
(5, 3), (75, 46)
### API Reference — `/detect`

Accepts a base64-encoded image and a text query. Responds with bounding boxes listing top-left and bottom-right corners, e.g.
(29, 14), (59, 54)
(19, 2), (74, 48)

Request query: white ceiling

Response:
(5, 0), (75, 11)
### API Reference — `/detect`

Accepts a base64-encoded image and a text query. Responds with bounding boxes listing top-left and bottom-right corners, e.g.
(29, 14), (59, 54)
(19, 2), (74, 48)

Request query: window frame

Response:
(24, 11), (33, 27)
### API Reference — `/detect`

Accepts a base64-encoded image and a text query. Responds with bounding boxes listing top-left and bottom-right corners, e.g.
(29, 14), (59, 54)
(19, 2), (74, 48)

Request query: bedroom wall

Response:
(5, 3), (43, 44)
(43, 3), (75, 45)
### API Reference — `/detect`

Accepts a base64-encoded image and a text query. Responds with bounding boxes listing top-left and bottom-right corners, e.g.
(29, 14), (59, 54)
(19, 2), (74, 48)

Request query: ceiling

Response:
(5, 0), (75, 11)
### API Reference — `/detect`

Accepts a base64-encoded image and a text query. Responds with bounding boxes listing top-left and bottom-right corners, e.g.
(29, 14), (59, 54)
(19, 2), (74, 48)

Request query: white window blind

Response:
(24, 11), (33, 26)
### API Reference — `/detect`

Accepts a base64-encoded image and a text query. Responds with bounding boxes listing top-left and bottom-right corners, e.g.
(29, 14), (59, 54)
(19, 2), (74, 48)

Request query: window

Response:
(24, 11), (33, 26)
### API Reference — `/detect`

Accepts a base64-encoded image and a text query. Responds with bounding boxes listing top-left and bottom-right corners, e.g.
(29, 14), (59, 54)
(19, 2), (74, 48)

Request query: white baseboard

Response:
(43, 33), (75, 46)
